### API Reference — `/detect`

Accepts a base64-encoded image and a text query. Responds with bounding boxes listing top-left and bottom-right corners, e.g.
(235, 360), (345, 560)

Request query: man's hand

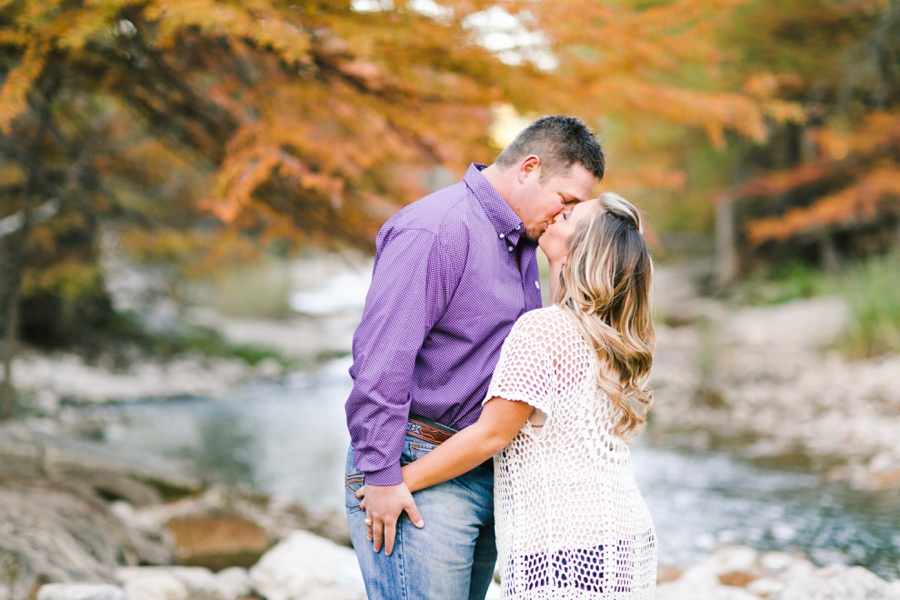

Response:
(355, 482), (424, 556)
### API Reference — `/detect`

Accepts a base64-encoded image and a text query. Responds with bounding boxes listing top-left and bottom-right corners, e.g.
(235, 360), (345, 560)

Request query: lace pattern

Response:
(486, 306), (657, 599)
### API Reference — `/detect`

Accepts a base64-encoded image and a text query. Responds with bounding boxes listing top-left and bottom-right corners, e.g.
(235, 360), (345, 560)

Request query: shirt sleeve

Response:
(345, 226), (459, 486)
(484, 311), (554, 417)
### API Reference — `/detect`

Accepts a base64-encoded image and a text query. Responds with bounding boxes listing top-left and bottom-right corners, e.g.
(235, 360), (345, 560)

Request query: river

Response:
(83, 357), (900, 581)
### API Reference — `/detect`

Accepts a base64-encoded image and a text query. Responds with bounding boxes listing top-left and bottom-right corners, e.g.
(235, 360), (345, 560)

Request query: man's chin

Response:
(524, 228), (544, 242)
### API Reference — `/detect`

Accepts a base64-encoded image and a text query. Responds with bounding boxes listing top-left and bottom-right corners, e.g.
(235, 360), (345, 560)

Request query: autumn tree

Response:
(0, 0), (792, 416)
(706, 0), (899, 276)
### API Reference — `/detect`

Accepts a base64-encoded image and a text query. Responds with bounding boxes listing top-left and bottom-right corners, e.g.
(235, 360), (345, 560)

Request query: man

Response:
(345, 115), (605, 599)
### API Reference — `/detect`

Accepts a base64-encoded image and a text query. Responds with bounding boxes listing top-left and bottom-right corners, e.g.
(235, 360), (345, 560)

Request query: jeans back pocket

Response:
(345, 472), (365, 513)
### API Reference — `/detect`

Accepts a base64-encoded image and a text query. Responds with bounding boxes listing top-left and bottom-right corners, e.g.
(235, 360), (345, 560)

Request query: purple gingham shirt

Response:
(345, 164), (543, 486)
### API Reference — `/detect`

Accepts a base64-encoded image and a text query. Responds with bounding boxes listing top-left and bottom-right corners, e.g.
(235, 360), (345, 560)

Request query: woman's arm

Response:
(402, 397), (534, 493)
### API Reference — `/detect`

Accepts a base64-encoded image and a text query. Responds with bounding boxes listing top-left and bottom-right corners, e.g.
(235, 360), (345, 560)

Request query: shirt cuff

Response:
(364, 463), (403, 487)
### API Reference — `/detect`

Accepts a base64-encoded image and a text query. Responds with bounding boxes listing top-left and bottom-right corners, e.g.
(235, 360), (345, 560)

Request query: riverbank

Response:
(3, 260), (899, 598)
(4, 422), (898, 600)
(13, 261), (900, 495)
(650, 264), (900, 491)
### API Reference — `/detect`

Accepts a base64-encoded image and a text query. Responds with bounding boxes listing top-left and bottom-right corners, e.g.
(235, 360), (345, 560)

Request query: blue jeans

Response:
(344, 436), (496, 600)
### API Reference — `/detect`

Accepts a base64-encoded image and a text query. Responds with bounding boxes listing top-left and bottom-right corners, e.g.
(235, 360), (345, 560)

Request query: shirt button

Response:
(508, 246), (514, 252)
(515, 225), (521, 230)
(499, 233), (505, 239)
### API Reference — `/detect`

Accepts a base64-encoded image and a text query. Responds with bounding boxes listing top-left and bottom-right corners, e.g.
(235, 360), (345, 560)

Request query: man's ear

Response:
(517, 155), (541, 184)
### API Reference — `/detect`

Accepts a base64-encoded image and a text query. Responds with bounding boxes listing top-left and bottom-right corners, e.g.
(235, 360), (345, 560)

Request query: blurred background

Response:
(0, 0), (898, 598)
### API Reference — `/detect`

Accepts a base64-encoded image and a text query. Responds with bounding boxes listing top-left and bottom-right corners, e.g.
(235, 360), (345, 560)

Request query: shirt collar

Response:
(463, 163), (528, 248)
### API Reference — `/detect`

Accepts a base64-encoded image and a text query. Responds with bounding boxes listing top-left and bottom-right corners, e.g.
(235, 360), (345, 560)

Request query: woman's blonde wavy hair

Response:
(554, 192), (655, 439)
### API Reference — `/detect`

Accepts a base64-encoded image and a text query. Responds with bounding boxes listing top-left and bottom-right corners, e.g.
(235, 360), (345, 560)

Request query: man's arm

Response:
(346, 226), (458, 555)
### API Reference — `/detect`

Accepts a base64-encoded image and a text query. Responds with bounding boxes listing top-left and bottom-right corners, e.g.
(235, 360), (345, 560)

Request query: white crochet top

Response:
(485, 305), (657, 599)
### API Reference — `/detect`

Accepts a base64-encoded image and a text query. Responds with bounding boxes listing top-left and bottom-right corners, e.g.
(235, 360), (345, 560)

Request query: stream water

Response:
(86, 357), (900, 581)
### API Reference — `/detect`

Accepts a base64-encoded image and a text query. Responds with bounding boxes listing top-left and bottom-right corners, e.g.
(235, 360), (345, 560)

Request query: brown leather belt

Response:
(406, 415), (456, 445)
(406, 414), (493, 473)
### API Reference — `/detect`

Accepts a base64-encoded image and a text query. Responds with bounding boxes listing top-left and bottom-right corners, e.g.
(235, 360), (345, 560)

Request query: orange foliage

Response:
(740, 110), (900, 245)
(0, 0), (807, 276)
(747, 166), (900, 244)
(0, 41), (46, 134)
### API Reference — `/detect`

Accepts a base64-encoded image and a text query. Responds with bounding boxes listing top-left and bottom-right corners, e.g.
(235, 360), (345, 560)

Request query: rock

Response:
(703, 545), (759, 576)
(0, 424), (42, 476)
(656, 565), (761, 600)
(117, 568), (188, 600)
(888, 581), (900, 599)
(759, 551), (805, 576)
(861, 467), (900, 490)
(211, 567), (254, 599)
(249, 530), (365, 600)
(116, 565), (250, 600)
(724, 297), (850, 350)
(775, 564), (898, 600)
(116, 485), (353, 566)
(653, 545), (900, 600)
(36, 584), (124, 600)
(718, 571), (759, 587)
(165, 511), (271, 570)
(648, 285), (900, 491)
(656, 563), (684, 584)
(747, 576), (786, 597)
(40, 432), (201, 499)
(12, 348), (272, 407)
(0, 424), (202, 500)
(81, 474), (162, 507)
(0, 478), (171, 600)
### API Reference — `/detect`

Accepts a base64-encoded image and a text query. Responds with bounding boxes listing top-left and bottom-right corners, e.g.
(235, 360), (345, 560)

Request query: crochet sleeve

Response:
(484, 311), (554, 417)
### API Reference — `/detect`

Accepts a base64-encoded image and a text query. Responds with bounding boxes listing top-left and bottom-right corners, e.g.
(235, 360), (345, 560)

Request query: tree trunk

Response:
(0, 195), (32, 421)
(0, 268), (21, 420)
(715, 193), (738, 288)
(0, 74), (58, 420)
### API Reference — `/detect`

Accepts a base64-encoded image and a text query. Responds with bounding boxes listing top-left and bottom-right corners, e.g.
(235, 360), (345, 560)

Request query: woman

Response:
(363, 192), (657, 599)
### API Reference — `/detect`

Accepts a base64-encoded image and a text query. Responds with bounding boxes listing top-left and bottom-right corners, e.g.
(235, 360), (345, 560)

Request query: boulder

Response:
(165, 511), (271, 570)
(0, 423), (202, 499)
(36, 584), (124, 600)
(211, 567), (254, 599)
(116, 565), (252, 600)
(249, 530), (365, 600)
(656, 565), (761, 600)
(0, 478), (171, 600)
(117, 569), (188, 600)
(775, 564), (900, 600)
(703, 545), (760, 576)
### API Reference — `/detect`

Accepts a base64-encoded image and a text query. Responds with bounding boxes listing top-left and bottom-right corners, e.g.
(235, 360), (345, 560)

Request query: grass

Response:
(733, 252), (900, 359)
(172, 325), (295, 367)
(103, 311), (295, 369)
(834, 253), (900, 359)
(731, 261), (833, 307)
